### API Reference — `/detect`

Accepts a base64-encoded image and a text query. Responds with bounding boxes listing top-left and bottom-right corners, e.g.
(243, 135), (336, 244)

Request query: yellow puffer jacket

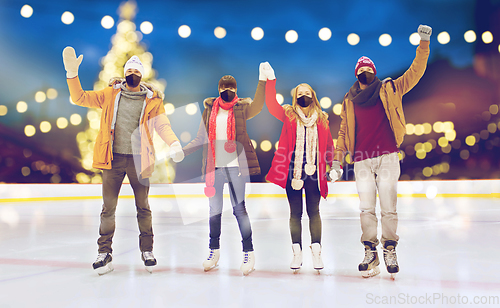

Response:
(67, 76), (179, 178)
(334, 40), (430, 164)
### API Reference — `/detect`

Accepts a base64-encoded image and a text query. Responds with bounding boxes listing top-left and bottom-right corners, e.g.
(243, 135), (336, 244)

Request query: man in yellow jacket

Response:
(62, 47), (184, 275)
(331, 25), (432, 279)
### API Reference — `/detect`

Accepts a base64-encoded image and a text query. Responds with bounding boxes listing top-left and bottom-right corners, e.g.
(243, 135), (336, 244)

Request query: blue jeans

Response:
(209, 167), (253, 252)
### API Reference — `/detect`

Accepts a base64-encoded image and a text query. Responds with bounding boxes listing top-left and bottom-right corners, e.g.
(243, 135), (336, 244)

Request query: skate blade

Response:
(145, 265), (154, 273)
(96, 263), (114, 276)
(361, 266), (380, 278)
(390, 273), (397, 280)
(291, 268), (301, 274)
(242, 268), (255, 276)
(203, 263), (219, 272)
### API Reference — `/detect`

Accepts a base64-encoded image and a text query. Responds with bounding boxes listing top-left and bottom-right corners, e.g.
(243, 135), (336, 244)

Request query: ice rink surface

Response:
(0, 181), (499, 307)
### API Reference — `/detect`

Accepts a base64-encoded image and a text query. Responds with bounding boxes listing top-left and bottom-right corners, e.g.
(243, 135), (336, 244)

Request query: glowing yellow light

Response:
(432, 165), (441, 175)
(445, 130), (456, 141)
(285, 30), (298, 43)
(16, 101), (28, 113)
(89, 119), (100, 130)
(398, 151), (405, 161)
(465, 135), (476, 146)
(56, 117), (68, 129)
(320, 97), (332, 109)
(87, 110), (99, 121)
(275, 141), (280, 150)
(440, 162), (450, 173)
(423, 167), (433, 177)
(25, 125), (36, 137)
(464, 30), (476, 43)
(333, 104), (342, 116)
(0, 105), (7, 116)
(443, 121), (454, 132)
(70, 114), (82, 125)
(21, 166), (31, 176)
(437, 31), (450, 44)
(433, 121), (444, 133)
(101, 15), (115, 29)
(488, 123), (497, 134)
(409, 33), (420, 46)
(347, 33), (360, 46)
(276, 93), (284, 105)
(460, 149), (470, 160)
(140, 21), (153, 34)
(46, 88), (58, 99)
(40, 121), (51, 133)
(165, 103), (175, 115)
(35, 91), (46, 103)
(498, 44), (500, 54)
(489, 104), (499, 115)
(260, 140), (272, 152)
(414, 143), (423, 151)
(251, 139), (257, 149)
(214, 27), (226, 39)
(379, 34), (392, 47)
(61, 11), (74, 25)
(423, 123), (432, 134)
(414, 124), (424, 136)
(251, 27), (264, 41)
(416, 149), (426, 159)
(185, 103), (197, 115)
(178, 25), (191, 38)
(76, 173), (91, 183)
(180, 131), (191, 143)
(423, 142), (432, 152)
(482, 31), (493, 44)
(406, 123), (415, 135)
(318, 28), (332, 41)
(438, 137), (448, 148)
(20, 5), (33, 18)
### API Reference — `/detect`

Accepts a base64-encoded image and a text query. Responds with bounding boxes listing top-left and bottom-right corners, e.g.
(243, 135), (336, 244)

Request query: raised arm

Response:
(63, 47), (107, 109)
(393, 25), (431, 95)
(246, 80), (266, 120)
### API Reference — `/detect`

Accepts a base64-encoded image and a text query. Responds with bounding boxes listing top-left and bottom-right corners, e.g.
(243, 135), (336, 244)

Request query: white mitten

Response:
(62, 46), (83, 79)
(169, 141), (184, 163)
(259, 61), (275, 81)
(329, 161), (343, 182)
(418, 25), (432, 41)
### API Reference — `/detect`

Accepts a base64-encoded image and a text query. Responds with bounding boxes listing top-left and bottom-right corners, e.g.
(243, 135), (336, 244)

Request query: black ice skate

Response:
(141, 251), (157, 273)
(358, 241), (380, 278)
(383, 240), (399, 280)
(93, 253), (113, 275)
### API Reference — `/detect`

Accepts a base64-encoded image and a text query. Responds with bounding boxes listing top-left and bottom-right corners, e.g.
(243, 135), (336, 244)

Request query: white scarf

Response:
(291, 108), (318, 190)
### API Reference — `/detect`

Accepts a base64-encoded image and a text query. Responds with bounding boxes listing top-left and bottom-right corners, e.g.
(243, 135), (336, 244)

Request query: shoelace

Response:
(143, 251), (154, 260)
(243, 253), (249, 264)
(207, 250), (215, 260)
(383, 248), (397, 266)
(96, 253), (108, 262)
(362, 249), (375, 264)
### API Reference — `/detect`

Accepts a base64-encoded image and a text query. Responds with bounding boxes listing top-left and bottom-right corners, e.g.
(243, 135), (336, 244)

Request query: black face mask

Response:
(126, 74), (141, 88)
(221, 90), (235, 102)
(357, 71), (375, 85)
(297, 95), (312, 107)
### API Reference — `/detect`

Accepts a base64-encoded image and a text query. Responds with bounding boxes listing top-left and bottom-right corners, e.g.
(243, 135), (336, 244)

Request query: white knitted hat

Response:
(124, 56), (145, 77)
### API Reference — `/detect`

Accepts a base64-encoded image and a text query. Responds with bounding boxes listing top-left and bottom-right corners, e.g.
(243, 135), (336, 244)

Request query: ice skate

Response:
(141, 251), (157, 273)
(310, 243), (324, 273)
(358, 241), (380, 278)
(202, 249), (220, 272)
(290, 243), (302, 274)
(93, 253), (113, 275)
(383, 240), (399, 280)
(240, 251), (255, 275)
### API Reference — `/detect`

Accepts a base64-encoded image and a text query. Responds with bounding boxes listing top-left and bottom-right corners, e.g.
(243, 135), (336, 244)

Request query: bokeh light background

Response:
(0, 0), (499, 184)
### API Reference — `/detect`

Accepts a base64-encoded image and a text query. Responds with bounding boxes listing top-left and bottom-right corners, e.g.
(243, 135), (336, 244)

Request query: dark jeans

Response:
(285, 166), (322, 249)
(209, 167), (253, 252)
(98, 154), (153, 253)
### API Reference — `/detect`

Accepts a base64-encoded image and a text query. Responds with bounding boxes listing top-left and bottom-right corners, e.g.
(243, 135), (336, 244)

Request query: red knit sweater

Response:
(265, 79), (335, 199)
(353, 97), (398, 162)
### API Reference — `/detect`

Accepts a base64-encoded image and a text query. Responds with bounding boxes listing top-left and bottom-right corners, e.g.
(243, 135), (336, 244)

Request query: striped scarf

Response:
(291, 108), (318, 190)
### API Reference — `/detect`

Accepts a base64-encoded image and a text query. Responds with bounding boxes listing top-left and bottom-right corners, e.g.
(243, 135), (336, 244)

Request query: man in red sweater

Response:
(332, 24), (432, 279)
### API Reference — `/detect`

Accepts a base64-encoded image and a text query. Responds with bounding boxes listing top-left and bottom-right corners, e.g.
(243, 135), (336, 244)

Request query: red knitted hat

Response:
(355, 56), (376, 77)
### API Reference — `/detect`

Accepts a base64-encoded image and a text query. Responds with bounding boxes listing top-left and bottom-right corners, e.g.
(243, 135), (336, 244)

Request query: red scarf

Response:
(204, 95), (239, 197)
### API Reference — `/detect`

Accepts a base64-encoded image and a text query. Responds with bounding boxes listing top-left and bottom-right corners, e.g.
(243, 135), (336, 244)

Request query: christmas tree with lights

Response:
(75, 0), (175, 184)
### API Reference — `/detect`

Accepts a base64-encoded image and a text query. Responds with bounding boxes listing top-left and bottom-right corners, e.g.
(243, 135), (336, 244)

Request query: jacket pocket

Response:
(94, 141), (111, 165)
